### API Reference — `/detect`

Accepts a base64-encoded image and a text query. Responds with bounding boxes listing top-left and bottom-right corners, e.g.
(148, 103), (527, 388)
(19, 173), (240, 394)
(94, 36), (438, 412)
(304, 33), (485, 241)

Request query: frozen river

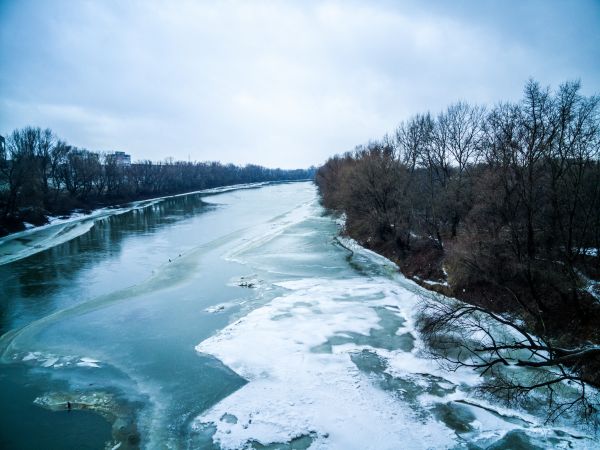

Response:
(0, 181), (594, 449)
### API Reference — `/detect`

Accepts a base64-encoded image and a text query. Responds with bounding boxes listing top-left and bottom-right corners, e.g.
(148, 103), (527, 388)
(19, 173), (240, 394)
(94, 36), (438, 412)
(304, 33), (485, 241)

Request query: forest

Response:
(316, 80), (600, 419)
(0, 128), (315, 236)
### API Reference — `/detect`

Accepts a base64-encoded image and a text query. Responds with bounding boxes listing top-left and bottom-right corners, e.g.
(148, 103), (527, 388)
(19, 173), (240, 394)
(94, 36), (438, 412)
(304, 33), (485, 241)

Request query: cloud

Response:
(1, 0), (599, 168)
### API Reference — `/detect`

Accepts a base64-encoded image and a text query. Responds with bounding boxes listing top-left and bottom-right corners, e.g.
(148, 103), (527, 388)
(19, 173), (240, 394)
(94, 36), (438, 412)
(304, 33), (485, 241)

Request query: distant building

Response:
(108, 151), (131, 166)
(0, 135), (5, 159)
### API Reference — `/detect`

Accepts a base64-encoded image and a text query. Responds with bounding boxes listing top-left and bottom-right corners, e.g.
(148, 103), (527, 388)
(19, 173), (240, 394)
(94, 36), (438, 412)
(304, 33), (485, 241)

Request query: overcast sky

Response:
(1, 0), (599, 168)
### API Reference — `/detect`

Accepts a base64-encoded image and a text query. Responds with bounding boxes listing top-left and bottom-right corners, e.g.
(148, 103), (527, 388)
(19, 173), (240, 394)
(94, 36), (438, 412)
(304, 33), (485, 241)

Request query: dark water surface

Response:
(0, 182), (315, 449)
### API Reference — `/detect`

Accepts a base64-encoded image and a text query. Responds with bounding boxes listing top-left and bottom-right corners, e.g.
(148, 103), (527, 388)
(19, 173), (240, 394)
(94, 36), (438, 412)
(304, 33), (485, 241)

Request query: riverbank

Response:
(329, 210), (600, 393)
(0, 179), (313, 238)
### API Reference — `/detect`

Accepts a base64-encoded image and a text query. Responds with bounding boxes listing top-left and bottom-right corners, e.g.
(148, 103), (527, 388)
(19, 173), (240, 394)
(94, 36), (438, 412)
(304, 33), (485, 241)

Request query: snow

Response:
(194, 277), (460, 449)
(194, 274), (595, 449)
(335, 236), (399, 271)
(412, 275), (449, 288)
(575, 268), (600, 301)
(334, 213), (347, 229)
(0, 181), (292, 266)
(18, 351), (101, 369)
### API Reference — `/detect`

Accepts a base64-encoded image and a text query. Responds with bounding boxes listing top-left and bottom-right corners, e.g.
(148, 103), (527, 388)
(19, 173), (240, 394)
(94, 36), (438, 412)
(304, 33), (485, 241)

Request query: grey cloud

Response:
(1, 0), (598, 168)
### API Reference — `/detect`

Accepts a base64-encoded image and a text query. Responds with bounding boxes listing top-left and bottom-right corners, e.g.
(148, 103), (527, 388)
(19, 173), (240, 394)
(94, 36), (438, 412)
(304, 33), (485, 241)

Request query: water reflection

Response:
(0, 194), (211, 335)
(0, 182), (317, 449)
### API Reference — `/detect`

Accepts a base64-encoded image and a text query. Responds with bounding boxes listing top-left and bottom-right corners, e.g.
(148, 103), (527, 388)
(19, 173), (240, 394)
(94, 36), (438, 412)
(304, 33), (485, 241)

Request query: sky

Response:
(1, 0), (599, 169)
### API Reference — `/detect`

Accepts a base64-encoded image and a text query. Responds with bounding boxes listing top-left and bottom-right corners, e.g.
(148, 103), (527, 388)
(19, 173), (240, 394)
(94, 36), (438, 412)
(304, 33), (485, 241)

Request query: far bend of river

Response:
(0, 182), (593, 449)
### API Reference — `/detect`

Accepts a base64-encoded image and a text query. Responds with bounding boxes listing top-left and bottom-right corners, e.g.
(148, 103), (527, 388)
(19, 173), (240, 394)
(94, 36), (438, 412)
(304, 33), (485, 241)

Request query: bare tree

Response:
(437, 102), (485, 237)
(1, 128), (41, 213)
(315, 79), (600, 423)
(341, 143), (407, 250)
(396, 113), (434, 174)
(417, 299), (600, 423)
(548, 81), (600, 277)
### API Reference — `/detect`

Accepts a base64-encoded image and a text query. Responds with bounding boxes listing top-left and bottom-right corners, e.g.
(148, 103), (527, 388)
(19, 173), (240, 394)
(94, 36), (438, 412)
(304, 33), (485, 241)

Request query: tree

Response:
(59, 148), (101, 201)
(1, 127), (43, 213)
(315, 79), (600, 423)
(418, 299), (600, 423)
(437, 102), (485, 237)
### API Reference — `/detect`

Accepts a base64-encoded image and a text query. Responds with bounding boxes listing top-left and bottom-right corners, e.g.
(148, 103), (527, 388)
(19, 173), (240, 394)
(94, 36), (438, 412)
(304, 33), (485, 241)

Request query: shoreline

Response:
(0, 179), (313, 241)
(0, 179), (314, 239)
(0, 180), (313, 267)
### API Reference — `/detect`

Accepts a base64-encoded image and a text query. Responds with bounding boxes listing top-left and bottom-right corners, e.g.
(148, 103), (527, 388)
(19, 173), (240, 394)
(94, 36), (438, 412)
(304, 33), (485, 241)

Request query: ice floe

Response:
(18, 351), (101, 369)
(194, 278), (457, 449)
(194, 276), (596, 449)
(205, 303), (237, 314)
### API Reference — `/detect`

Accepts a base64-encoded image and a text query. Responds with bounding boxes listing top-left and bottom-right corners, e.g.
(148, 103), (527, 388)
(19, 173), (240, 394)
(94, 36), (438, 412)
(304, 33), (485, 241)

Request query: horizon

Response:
(1, 0), (599, 169)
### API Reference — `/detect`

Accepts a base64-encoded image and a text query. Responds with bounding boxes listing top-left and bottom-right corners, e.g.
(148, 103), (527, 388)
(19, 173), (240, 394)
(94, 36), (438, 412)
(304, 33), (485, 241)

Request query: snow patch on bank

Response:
(412, 275), (449, 288)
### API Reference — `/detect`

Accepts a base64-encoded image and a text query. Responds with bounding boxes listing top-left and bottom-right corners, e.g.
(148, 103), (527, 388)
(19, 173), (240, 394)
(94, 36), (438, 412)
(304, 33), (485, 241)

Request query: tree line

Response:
(0, 127), (315, 236)
(316, 80), (600, 420)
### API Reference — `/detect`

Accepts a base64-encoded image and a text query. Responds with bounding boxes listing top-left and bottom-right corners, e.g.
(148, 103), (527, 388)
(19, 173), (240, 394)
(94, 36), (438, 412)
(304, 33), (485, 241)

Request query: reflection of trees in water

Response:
(0, 194), (209, 333)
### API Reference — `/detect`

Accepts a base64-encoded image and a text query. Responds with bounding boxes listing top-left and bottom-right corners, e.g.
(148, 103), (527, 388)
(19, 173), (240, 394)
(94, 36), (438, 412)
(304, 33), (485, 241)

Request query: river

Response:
(0, 181), (594, 449)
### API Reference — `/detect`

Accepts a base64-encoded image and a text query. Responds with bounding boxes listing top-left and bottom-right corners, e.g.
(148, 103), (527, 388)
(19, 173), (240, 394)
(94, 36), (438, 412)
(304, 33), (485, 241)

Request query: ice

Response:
(22, 352), (39, 361)
(224, 200), (316, 266)
(184, 181), (271, 196)
(0, 181), (280, 266)
(0, 220), (97, 266)
(76, 361), (101, 368)
(80, 357), (100, 363)
(17, 351), (102, 369)
(41, 357), (59, 367)
(195, 273), (596, 449)
(205, 303), (236, 313)
(77, 357), (101, 368)
(195, 278), (457, 449)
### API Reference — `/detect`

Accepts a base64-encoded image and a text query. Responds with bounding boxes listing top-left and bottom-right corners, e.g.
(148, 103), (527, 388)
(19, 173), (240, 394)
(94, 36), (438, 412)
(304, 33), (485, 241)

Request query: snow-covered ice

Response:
(194, 273), (596, 449)
(195, 277), (458, 449)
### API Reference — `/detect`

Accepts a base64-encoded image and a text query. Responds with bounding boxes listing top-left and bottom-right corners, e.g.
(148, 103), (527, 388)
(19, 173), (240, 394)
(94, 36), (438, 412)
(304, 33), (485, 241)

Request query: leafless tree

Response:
(436, 102), (486, 237)
(315, 79), (600, 421)
(417, 299), (600, 423)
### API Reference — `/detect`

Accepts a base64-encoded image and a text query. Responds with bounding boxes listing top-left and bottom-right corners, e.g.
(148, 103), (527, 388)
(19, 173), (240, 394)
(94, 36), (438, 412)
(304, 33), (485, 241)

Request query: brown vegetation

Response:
(316, 79), (600, 420)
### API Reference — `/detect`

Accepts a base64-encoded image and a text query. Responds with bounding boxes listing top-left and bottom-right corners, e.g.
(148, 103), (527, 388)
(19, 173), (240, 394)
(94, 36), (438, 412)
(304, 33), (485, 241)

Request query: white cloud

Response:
(1, 0), (598, 168)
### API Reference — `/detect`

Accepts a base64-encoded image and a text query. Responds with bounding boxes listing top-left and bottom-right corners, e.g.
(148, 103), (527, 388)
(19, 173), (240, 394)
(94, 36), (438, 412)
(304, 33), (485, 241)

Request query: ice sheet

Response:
(0, 181), (294, 266)
(195, 274), (596, 449)
(195, 278), (458, 449)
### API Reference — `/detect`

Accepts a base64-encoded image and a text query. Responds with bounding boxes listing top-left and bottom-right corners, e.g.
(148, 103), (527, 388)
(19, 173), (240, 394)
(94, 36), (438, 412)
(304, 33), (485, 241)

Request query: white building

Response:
(109, 151), (131, 166)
